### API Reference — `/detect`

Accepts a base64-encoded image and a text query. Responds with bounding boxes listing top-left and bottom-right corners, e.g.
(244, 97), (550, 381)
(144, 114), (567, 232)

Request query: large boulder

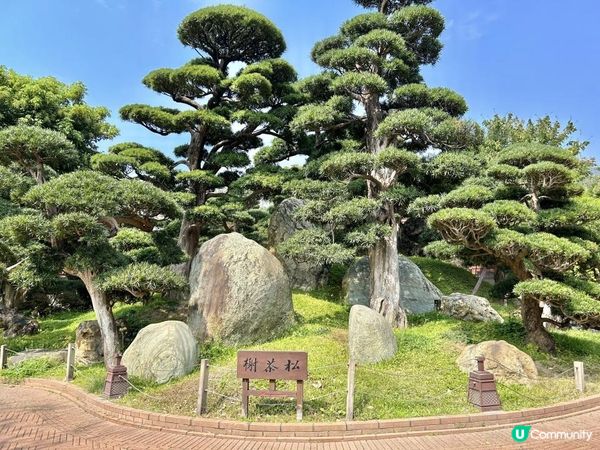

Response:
(75, 320), (103, 365)
(268, 198), (327, 290)
(188, 233), (294, 344)
(122, 321), (197, 384)
(457, 340), (538, 382)
(348, 305), (397, 364)
(342, 256), (442, 313)
(8, 349), (66, 367)
(440, 293), (504, 323)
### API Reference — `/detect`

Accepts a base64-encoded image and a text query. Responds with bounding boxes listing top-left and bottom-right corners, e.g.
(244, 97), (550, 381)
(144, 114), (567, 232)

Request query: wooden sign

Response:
(237, 351), (308, 421)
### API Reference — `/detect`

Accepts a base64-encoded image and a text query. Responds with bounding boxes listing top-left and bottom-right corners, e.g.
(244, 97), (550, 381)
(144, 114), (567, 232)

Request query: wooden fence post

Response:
(0, 345), (7, 370)
(346, 359), (356, 420)
(65, 343), (75, 381)
(574, 361), (585, 393)
(196, 359), (210, 415)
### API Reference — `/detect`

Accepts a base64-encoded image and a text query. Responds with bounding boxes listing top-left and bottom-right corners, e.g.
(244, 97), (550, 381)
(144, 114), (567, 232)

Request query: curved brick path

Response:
(1, 384), (599, 449)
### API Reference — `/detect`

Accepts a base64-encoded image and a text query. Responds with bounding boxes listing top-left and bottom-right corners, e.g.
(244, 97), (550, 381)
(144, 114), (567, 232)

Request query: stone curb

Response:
(19, 378), (600, 443)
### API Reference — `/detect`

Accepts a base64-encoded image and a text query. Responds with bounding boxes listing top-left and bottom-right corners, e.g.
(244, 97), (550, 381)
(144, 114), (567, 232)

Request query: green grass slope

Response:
(3, 257), (600, 422)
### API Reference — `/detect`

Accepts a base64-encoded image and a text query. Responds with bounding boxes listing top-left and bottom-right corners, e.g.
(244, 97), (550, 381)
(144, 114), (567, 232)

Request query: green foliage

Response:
(0, 66), (118, 154)
(320, 151), (374, 178)
(176, 170), (224, 188)
(392, 84), (467, 116)
(376, 147), (420, 172)
(24, 170), (119, 216)
(277, 229), (355, 265)
(143, 65), (223, 98)
(331, 72), (388, 96)
(177, 5), (285, 63)
(481, 200), (537, 228)
(98, 263), (186, 298)
(324, 197), (380, 224)
(422, 240), (462, 261)
(426, 151), (482, 182)
(483, 114), (589, 155)
(497, 143), (580, 169)
(428, 208), (496, 245)
(441, 185), (494, 208)
(388, 5), (444, 64)
(345, 223), (391, 249)
(525, 232), (590, 271)
(407, 194), (442, 218)
(538, 197), (600, 229)
(514, 279), (600, 317)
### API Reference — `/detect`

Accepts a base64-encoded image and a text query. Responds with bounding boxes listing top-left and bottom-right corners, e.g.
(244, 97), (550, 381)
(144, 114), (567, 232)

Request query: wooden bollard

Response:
(346, 359), (356, 420)
(196, 359), (210, 415)
(65, 343), (75, 381)
(0, 345), (7, 370)
(574, 361), (585, 393)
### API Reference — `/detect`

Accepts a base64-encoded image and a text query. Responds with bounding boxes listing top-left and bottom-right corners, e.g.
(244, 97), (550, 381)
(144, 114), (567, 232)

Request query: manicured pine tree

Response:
(0, 70), (118, 311)
(120, 6), (301, 268)
(275, 0), (481, 326)
(0, 171), (185, 365)
(427, 132), (600, 352)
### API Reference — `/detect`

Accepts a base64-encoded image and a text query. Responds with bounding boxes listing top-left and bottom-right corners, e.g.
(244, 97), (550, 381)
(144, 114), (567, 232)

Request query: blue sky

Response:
(1, 0), (599, 159)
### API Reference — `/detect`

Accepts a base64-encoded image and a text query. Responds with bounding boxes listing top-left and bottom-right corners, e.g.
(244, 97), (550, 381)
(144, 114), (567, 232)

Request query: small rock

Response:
(122, 321), (197, 384)
(457, 340), (538, 382)
(75, 320), (103, 365)
(348, 305), (397, 364)
(8, 349), (67, 367)
(440, 293), (504, 323)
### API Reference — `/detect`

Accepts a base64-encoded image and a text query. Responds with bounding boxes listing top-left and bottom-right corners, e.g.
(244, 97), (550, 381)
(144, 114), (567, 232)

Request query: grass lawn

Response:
(3, 258), (600, 422)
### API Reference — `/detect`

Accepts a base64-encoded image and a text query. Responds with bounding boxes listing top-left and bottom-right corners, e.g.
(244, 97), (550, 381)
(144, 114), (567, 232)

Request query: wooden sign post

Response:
(237, 350), (308, 421)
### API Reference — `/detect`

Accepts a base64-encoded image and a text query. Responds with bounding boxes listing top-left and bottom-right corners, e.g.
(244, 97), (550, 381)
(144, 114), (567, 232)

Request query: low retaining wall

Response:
(21, 378), (600, 442)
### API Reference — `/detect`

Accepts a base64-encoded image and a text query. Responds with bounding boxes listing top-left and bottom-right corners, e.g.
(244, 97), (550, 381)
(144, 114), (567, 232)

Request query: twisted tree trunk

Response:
(79, 271), (119, 367)
(369, 213), (407, 327)
(521, 296), (555, 353)
(178, 130), (208, 276)
(507, 259), (555, 353)
(364, 95), (407, 328)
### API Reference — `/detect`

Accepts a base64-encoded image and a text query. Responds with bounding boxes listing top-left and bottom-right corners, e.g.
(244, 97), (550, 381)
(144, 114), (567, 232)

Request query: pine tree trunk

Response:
(177, 130), (207, 275)
(80, 272), (119, 367)
(363, 95), (407, 327)
(177, 213), (200, 276)
(507, 259), (556, 353)
(369, 216), (407, 328)
(1, 281), (25, 310)
(521, 296), (556, 353)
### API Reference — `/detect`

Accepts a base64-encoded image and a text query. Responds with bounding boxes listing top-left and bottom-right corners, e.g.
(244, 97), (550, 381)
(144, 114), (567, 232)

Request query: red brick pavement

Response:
(1, 384), (599, 449)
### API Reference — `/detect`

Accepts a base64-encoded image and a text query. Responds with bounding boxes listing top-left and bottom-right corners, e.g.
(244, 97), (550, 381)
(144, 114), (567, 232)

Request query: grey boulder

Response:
(188, 233), (294, 344)
(122, 320), (197, 384)
(8, 349), (66, 367)
(348, 305), (397, 364)
(268, 198), (327, 291)
(343, 256), (442, 314)
(440, 293), (504, 323)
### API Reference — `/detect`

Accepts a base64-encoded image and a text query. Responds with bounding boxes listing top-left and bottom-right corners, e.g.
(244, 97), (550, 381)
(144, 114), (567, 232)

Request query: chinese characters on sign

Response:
(241, 356), (303, 374)
(237, 351), (308, 381)
(236, 351), (308, 421)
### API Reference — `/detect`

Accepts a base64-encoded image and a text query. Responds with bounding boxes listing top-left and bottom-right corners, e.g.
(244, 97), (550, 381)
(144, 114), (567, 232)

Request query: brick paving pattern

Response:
(1, 384), (600, 449)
